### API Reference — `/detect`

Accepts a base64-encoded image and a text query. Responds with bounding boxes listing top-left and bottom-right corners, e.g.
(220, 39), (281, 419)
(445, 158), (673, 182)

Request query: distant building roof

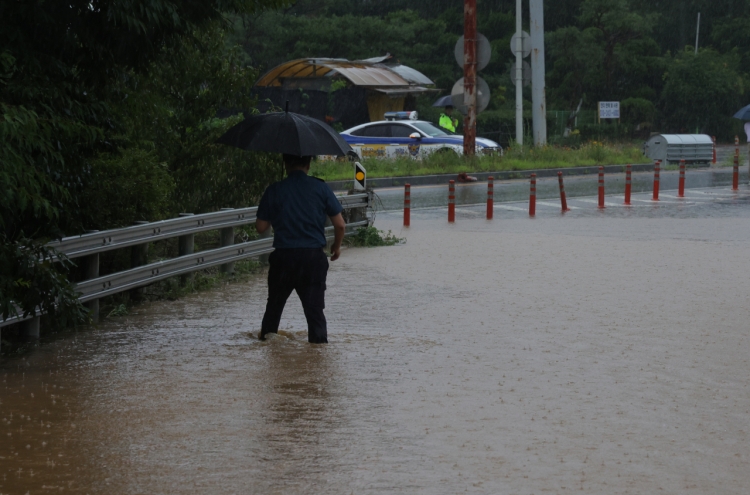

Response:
(255, 56), (434, 90)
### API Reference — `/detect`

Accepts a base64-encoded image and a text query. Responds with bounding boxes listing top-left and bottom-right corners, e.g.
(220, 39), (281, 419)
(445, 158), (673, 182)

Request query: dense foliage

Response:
(1, 0), (287, 324)
(232, 0), (748, 142)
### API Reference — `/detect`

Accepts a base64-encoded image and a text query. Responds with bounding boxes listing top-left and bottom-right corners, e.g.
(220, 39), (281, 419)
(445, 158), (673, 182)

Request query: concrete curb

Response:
(327, 162), (711, 191)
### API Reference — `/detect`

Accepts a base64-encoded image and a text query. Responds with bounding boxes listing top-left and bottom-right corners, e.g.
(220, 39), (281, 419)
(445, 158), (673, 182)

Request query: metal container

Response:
(642, 134), (714, 164)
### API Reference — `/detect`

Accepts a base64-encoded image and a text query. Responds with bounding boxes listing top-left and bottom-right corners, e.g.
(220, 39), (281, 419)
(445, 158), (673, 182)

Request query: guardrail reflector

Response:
(354, 162), (366, 191)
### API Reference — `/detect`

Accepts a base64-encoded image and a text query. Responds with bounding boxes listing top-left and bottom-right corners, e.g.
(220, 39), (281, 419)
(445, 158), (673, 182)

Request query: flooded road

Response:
(3, 185), (750, 494)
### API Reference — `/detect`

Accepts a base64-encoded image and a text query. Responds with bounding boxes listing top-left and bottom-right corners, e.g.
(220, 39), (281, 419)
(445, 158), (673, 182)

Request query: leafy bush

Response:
(345, 227), (404, 247)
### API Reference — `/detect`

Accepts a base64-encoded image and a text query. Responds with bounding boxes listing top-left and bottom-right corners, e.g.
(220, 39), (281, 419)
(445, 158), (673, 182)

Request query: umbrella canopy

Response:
(217, 111), (352, 157)
(733, 104), (750, 120)
(432, 95), (454, 107)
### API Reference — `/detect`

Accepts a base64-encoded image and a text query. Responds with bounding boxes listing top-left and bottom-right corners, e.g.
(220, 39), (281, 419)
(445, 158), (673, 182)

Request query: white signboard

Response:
(598, 101), (620, 119)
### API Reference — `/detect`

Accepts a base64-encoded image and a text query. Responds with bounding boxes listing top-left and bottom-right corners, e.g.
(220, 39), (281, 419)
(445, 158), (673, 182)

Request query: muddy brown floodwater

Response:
(2, 201), (750, 494)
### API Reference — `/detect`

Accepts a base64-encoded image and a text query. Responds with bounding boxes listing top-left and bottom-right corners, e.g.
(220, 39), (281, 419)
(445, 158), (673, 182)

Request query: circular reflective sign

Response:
(450, 76), (491, 115)
(454, 33), (492, 71)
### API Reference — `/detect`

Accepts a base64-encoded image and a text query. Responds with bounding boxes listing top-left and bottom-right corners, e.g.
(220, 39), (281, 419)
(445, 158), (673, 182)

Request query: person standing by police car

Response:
(439, 105), (459, 133)
(256, 154), (346, 344)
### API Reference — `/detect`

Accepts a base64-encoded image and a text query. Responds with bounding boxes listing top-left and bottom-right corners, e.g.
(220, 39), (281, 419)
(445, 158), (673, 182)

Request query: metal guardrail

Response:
(48, 193), (369, 259)
(75, 222), (367, 303)
(1, 193), (371, 329)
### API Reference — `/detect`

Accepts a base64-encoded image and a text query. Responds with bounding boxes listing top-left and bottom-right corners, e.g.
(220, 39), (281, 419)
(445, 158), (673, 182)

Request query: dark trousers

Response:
(260, 248), (329, 343)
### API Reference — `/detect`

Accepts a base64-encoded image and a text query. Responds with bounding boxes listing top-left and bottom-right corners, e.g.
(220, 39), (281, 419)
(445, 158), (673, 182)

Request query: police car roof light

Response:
(384, 111), (418, 121)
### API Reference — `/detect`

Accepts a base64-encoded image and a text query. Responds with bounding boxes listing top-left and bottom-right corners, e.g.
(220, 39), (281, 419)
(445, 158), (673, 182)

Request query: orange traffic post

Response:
(652, 160), (660, 201)
(448, 180), (455, 222)
(404, 183), (411, 227)
(624, 164), (632, 205)
(598, 166), (605, 209)
(712, 136), (717, 164)
(733, 153), (739, 191)
(557, 172), (570, 212)
(678, 160), (686, 198)
(486, 176), (494, 220)
(529, 173), (536, 217)
(735, 135), (739, 159)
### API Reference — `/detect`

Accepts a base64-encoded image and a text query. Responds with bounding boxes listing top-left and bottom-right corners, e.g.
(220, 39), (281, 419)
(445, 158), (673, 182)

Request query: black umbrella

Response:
(432, 95), (454, 107)
(217, 105), (352, 157)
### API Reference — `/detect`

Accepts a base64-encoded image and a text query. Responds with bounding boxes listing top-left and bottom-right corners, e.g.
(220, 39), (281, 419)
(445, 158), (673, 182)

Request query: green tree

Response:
(1, 0), (287, 323)
(660, 48), (743, 136)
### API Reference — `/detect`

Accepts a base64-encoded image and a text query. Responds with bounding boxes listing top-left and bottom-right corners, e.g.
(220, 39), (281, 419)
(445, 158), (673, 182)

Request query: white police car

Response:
(341, 111), (502, 160)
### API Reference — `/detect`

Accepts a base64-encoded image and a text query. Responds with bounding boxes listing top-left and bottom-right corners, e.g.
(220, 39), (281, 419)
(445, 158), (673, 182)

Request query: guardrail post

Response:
(80, 229), (100, 322)
(178, 213), (195, 285)
(219, 208), (235, 275)
(81, 253), (100, 322)
(21, 316), (41, 341)
(347, 193), (367, 228)
(130, 221), (150, 301)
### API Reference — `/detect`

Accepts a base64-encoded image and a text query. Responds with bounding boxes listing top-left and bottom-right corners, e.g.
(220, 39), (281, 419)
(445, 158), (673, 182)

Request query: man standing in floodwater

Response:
(255, 154), (346, 344)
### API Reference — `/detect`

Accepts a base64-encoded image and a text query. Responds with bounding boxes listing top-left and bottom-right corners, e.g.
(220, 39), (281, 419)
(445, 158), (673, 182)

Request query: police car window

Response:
(412, 122), (452, 137)
(391, 125), (417, 138)
(361, 125), (391, 137)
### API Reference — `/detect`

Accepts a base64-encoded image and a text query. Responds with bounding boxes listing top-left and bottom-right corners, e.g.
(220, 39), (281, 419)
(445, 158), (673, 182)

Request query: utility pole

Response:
(529, 0), (547, 146)
(463, 0), (477, 155)
(515, 0), (523, 146)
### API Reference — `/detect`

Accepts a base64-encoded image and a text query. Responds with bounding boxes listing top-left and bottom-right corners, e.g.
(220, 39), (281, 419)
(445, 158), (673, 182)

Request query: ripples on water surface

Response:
(3, 192), (750, 493)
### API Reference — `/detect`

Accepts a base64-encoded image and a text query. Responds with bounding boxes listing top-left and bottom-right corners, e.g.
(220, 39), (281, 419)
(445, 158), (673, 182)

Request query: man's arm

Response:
(256, 219), (271, 234)
(329, 213), (346, 261)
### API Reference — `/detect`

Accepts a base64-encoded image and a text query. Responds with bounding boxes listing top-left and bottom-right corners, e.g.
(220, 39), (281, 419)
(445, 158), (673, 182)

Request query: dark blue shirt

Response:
(257, 170), (343, 249)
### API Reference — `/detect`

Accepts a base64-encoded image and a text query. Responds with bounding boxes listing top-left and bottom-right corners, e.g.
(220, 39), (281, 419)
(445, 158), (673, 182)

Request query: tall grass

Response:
(311, 142), (645, 181)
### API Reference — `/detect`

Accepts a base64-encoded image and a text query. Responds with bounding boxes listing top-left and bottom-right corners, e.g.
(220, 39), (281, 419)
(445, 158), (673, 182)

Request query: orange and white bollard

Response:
(598, 166), (605, 209)
(448, 180), (455, 222)
(557, 172), (570, 212)
(678, 160), (686, 198)
(403, 183), (411, 227)
(712, 136), (717, 164)
(529, 173), (536, 217)
(733, 153), (739, 191)
(486, 176), (494, 220)
(735, 135), (739, 158)
(653, 160), (660, 201)
(624, 164), (632, 205)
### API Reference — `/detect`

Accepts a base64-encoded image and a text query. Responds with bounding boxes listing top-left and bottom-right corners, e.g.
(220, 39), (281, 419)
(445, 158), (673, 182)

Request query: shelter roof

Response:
(255, 57), (434, 89)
